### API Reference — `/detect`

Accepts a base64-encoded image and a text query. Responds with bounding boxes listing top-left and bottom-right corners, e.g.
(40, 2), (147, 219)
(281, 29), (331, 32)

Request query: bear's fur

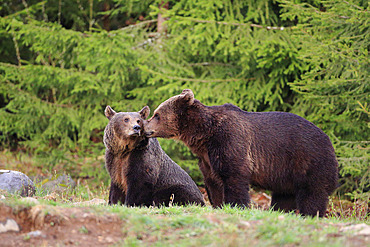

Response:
(145, 89), (338, 217)
(104, 105), (205, 206)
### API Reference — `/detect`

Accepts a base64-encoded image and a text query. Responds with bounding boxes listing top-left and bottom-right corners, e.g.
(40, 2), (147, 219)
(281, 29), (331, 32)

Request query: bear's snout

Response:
(133, 125), (141, 132)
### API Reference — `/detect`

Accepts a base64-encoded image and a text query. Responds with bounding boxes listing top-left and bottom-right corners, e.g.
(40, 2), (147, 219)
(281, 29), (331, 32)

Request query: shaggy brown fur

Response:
(104, 105), (204, 206)
(145, 89), (338, 217)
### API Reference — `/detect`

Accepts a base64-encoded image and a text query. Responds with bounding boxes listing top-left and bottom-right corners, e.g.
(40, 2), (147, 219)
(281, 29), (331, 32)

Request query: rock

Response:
(30, 205), (46, 228)
(73, 198), (107, 206)
(341, 223), (370, 236)
(40, 174), (76, 193)
(105, 236), (114, 243)
(20, 197), (40, 205)
(239, 221), (251, 227)
(0, 170), (35, 196)
(278, 215), (285, 220)
(0, 190), (6, 200)
(0, 219), (20, 233)
(27, 230), (45, 238)
(358, 227), (370, 236)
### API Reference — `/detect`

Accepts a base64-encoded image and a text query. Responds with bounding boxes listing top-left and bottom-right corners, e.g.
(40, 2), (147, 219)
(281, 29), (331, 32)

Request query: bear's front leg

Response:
(208, 149), (250, 208)
(198, 159), (224, 207)
(125, 181), (154, 207)
(108, 181), (126, 205)
(204, 177), (224, 208)
(222, 176), (251, 208)
(215, 161), (250, 208)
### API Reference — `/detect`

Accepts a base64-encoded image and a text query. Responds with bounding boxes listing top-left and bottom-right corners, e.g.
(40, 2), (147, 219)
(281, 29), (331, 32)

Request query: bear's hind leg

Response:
(296, 189), (329, 217)
(154, 186), (205, 206)
(271, 193), (296, 213)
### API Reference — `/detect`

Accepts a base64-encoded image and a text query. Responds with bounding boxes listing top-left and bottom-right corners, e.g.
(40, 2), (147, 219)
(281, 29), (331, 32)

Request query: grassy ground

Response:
(1, 151), (369, 246)
(1, 195), (369, 247)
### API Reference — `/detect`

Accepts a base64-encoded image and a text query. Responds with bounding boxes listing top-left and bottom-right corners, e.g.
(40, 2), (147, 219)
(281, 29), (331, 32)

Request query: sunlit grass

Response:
(2, 193), (369, 247)
(1, 150), (369, 246)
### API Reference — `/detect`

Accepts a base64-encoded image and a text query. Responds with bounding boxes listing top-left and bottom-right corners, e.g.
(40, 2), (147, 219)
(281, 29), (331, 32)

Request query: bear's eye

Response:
(154, 113), (159, 120)
(124, 118), (129, 122)
(137, 120), (141, 124)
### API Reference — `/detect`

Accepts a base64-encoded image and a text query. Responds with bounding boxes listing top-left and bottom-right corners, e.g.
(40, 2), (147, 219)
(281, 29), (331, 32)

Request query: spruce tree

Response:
(0, 0), (368, 197)
(281, 0), (369, 198)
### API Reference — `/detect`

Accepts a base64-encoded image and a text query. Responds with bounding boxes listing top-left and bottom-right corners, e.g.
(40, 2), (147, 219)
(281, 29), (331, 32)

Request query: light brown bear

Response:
(144, 89), (338, 217)
(104, 105), (204, 206)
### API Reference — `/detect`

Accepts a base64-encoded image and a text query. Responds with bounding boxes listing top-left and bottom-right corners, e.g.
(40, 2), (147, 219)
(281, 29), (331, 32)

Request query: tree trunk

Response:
(157, 1), (168, 34)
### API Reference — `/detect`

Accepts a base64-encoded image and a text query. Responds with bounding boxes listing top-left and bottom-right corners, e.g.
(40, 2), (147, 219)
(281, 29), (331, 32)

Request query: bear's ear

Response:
(105, 105), (116, 120)
(139, 106), (150, 119)
(180, 89), (194, 105)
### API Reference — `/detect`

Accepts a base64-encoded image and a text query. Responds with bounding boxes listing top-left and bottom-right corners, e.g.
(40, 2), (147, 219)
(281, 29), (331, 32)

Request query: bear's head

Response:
(145, 89), (194, 139)
(103, 105), (150, 153)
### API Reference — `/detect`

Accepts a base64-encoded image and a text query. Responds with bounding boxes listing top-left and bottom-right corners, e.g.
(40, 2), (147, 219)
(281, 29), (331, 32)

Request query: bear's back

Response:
(209, 106), (336, 165)
(214, 107), (337, 191)
(246, 111), (333, 153)
(211, 104), (332, 151)
(129, 138), (204, 205)
(146, 138), (201, 189)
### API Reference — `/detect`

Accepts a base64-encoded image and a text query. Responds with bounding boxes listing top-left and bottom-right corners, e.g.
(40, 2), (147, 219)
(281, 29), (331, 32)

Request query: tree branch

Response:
(176, 16), (287, 31)
(188, 62), (240, 68)
(142, 67), (254, 83)
(119, 20), (157, 31)
(4, 80), (74, 108)
(342, 0), (364, 10)
(11, 32), (21, 67)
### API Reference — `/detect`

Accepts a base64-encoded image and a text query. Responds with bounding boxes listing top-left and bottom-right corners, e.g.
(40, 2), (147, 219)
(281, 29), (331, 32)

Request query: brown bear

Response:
(144, 89), (338, 217)
(104, 105), (205, 207)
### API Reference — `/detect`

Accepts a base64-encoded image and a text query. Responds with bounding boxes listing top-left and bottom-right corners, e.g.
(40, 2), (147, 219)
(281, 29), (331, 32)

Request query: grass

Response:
(3, 196), (368, 247)
(1, 150), (369, 246)
(94, 206), (367, 246)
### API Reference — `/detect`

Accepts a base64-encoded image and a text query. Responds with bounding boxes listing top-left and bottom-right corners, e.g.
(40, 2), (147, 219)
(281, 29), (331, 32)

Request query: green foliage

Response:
(0, 0), (368, 198)
(0, 17), (146, 161)
(280, 0), (369, 199)
(139, 0), (301, 111)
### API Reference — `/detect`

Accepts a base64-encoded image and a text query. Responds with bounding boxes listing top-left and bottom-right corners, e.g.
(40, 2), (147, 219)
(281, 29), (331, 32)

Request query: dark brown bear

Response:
(144, 89), (338, 217)
(104, 105), (204, 206)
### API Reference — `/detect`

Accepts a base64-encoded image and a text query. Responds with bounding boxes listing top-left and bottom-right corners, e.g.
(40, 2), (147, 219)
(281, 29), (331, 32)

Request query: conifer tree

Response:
(0, 0), (368, 197)
(280, 0), (369, 198)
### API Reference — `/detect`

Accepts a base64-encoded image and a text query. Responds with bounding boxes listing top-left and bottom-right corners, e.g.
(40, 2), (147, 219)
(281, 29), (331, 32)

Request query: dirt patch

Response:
(0, 204), (124, 246)
(0, 195), (368, 247)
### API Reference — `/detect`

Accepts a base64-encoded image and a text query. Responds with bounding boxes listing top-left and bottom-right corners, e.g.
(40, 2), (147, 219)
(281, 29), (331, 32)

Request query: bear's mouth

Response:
(129, 132), (141, 137)
(144, 131), (154, 137)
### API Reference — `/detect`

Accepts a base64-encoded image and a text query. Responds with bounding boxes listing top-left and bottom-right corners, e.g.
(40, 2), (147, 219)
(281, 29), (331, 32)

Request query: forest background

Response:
(0, 0), (368, 201)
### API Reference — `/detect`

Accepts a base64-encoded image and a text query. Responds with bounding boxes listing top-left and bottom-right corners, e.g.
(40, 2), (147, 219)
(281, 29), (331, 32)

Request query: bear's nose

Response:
(133, 125), (141, 132)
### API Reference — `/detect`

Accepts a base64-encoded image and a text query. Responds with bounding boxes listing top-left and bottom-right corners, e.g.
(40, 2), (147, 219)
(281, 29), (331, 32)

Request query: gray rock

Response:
(341, 223), (370, 236)
(27, 230), (45, 238)
(0, 170), (35, 196)
(73, 198), (106, 206)
(0, 219), (20, 233)
(40, 174), (76, 193)
(20, 197), (40, 205)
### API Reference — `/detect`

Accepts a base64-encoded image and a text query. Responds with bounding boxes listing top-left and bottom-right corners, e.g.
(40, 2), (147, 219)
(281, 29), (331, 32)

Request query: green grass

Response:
(3, 196), (368, 247)
(95, 206), (367, 246)
(1, 151), (369, 246)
